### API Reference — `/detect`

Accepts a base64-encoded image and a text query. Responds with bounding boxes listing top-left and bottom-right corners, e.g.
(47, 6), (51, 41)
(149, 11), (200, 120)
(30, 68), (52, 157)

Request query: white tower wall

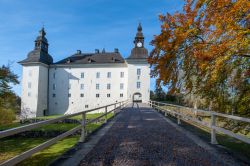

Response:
(127, 61), (150, 103)
(21, 64), (48, 118)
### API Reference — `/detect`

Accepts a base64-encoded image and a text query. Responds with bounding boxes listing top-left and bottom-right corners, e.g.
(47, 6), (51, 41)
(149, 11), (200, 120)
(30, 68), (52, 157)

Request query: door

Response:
(133, 92), (142, 103)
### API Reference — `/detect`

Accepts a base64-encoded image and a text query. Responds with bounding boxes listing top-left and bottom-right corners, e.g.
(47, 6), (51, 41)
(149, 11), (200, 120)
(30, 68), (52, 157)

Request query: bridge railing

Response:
(0, 100), (129, 166)
(148, 100), (250, 145)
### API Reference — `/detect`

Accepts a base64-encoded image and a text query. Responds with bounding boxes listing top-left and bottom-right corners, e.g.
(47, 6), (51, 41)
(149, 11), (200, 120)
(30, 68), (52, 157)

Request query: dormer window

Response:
(66, 59), (71, 63)
(111, 57), (116, 62)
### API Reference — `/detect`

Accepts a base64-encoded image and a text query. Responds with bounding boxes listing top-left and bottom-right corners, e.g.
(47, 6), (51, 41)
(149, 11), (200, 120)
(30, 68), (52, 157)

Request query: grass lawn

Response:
(0, 113), (114, 131)
(0, 137), (48, 164)
(17, 136), (79, 166)
(0, 113), (114, 165)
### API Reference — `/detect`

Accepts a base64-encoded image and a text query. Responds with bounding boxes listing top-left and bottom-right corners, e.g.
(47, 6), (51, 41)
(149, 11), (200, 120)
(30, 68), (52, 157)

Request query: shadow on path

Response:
(79, 103), (235, 166)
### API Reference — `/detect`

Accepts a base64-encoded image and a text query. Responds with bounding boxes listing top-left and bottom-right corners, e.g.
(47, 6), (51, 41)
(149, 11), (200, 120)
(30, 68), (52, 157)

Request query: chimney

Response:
(77, 50), (81, 54)
(95, 49), (99, 54)
(102, 48), (105, 53)
(114, 48), (119, 53)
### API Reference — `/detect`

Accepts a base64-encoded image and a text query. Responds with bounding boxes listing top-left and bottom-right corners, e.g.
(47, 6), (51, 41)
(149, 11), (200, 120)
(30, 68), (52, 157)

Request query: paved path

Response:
(79, 103), (237, 166)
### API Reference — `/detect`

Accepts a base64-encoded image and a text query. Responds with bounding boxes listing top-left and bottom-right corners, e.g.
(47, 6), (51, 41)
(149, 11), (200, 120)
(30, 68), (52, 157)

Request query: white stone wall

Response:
(127, 60), (150, 103)
(48, 64), (128, 115)
(21, 60), (150, 117)
(21, 64), (48, 118)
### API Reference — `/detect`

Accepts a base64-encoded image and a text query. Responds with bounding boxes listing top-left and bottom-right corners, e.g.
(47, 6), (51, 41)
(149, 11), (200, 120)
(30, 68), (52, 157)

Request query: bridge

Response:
(0, 101), (249, 166)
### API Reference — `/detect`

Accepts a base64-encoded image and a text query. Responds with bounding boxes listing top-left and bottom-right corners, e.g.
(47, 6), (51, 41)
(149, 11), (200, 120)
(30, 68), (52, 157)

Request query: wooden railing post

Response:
(105, 106), (108, 123)
(79, 112), (86, 142)
(177, 115), (181, 125)
(211, 113), (218, 144)
(165, 111), (167, 117)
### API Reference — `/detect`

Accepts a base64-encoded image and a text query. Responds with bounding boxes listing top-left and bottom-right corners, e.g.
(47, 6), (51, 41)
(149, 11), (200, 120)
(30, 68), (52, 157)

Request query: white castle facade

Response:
(19, 24), (150, 118)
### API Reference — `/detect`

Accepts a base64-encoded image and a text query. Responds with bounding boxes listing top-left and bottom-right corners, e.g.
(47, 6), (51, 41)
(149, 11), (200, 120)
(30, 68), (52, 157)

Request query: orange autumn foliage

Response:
(149, 0), (250, 114)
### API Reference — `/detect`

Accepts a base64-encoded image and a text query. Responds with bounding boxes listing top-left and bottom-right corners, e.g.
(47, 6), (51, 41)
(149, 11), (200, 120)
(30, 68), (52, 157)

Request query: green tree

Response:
(0, 64), (19, 124)
(150, 90), (155, 100)
(154, 83), (165, 101)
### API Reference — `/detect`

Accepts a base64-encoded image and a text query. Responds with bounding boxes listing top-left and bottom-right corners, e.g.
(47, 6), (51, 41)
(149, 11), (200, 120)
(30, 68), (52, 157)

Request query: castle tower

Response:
(19, 27), (53, 118)
(126, 23), (150, 103)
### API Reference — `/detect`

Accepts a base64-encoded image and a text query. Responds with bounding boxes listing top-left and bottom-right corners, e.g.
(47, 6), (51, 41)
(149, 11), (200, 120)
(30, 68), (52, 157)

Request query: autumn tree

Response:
(149, 0), (250, 115)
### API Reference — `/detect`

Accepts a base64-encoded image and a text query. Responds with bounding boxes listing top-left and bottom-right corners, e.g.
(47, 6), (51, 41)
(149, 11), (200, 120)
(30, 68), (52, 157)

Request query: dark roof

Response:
(19, 49), (53, 65)
(127, 47), (148, 59)
(19, 27), (53, 65)
(54, 52), (125, 65)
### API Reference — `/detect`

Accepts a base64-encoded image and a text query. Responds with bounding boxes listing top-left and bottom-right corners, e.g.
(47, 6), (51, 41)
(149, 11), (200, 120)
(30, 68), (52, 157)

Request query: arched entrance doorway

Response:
(133, 92), (142, 103)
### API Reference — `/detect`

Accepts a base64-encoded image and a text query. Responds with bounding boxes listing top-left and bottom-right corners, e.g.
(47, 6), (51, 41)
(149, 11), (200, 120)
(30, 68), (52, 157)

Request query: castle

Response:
(19, 24), (150, 118)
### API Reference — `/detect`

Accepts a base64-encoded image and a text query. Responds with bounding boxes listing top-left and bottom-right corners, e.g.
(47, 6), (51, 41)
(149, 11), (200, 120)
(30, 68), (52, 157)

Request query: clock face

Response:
(137, 42), (142, 47)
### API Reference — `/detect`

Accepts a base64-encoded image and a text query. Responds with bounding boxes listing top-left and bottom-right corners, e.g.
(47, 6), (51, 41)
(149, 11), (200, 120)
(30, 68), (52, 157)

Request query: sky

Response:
(0, 0), (184, 96)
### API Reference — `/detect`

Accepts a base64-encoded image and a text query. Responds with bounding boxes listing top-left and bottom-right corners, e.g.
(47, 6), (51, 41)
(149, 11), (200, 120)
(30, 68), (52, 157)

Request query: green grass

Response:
(0, 112), (114, 165)
(35, 113), (112, 121)
(17, 136), (79, 166)
(0, 113), (114, 131)
(0, 124), (102, 165)
(0, 137), (48, 163)
(0, 122), (24, 130)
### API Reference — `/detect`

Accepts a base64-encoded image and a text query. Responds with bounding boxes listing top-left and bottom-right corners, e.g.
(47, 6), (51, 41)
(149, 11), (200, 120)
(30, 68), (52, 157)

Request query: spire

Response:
(19, 27), (53, 65)
(134, 23), (144, 48)
(39, 27), (46, 37)
(137, 22), (142, 32)
(35, 27), (49, 53)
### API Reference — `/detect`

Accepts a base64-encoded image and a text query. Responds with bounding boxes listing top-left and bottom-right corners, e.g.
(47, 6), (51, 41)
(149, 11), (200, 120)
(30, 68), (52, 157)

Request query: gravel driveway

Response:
(80, 103), (233, 166)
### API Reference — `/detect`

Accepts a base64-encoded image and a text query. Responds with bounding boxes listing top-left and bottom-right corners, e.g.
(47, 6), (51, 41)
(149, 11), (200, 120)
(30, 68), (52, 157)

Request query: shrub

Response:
(0, 108), (16, 125)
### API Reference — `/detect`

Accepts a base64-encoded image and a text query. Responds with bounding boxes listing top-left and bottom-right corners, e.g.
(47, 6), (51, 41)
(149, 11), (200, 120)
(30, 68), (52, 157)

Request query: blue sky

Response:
(0, 0), (184, 96)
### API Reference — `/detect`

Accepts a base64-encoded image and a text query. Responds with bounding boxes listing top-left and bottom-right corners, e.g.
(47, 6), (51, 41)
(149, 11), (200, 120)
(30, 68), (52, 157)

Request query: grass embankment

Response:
(159, 105), (250, 160)
(0, 113), (114, 165)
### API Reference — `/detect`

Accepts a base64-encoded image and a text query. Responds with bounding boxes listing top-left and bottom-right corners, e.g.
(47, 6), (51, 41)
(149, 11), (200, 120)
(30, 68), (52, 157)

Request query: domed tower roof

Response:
(127, 23), (148, 59)
(19, 27), (53, 65)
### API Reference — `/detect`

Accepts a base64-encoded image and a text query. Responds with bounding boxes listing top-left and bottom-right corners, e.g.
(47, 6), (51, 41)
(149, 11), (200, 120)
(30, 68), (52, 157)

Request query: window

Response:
(107, 94), (111, 98)
(107, 83), (111, 90)
(81, 72), (84, 78)
(120, 93), (123, 97)
(69, 84), (71, 89)
(53, 73), (56, 79)
(120, 72), (124, 78)
(80, 93), (84, 97)
(80, 84), (84, 90)
(29, 70), (32, 77)
(85, 105), (89, 108)
(96, 94), (100, 98)
(137, 68), (141, 75)
(137, 82), (141, 89)
(28, 92), (31, 97)
(53, 94), (56, 97)
(96, 84), (100, 90)
(28, 82), (31, 88)
(107, 72), (111, 78)
(96, 72), (100, 78)
(53, 84), (56, 90)
(120, 83), (124, 90)
(68, 93), (71, 97)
